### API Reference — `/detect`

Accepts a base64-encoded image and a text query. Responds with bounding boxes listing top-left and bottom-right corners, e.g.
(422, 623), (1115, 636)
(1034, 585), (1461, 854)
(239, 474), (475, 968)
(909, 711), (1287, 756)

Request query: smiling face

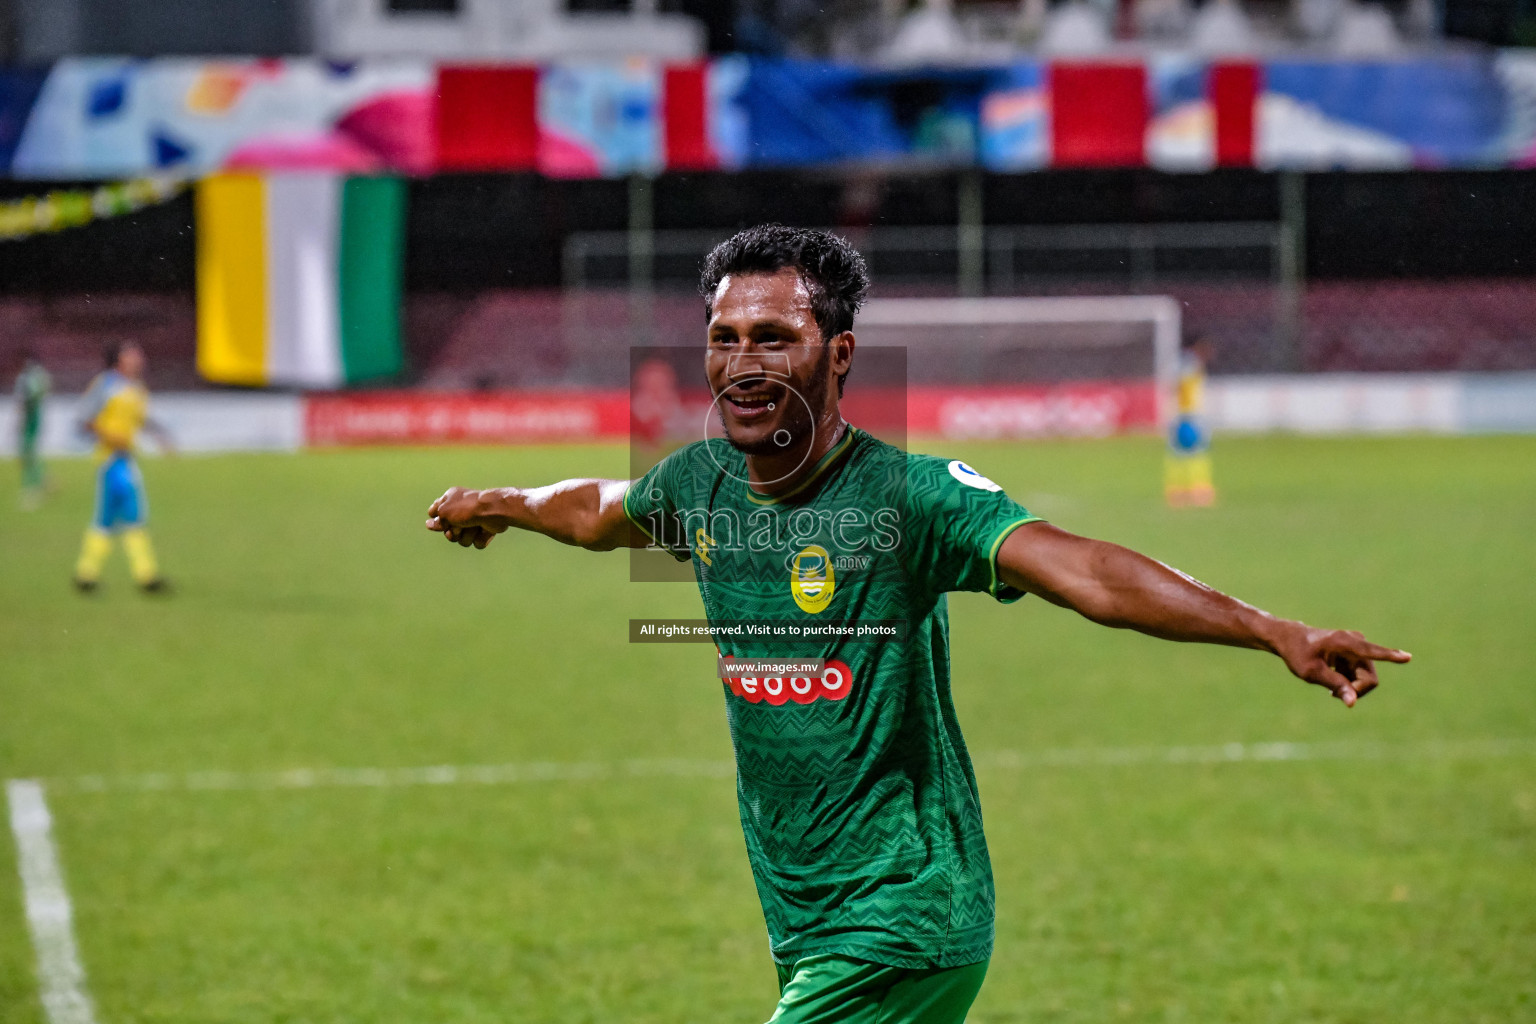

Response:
(706, 268), (852, 457)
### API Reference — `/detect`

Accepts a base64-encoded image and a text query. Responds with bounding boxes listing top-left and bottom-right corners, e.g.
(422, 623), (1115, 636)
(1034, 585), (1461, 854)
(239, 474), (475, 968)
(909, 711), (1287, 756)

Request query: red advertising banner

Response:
(305, 391), (630, 446)
(1211, 62), (1261, 168)
(907, 383), (1159, 439)
(662, 62), (718, 172)
(303, 384), (1157, 446)
(1049, 62), (1149, 168)
(435, 65), (539, 172)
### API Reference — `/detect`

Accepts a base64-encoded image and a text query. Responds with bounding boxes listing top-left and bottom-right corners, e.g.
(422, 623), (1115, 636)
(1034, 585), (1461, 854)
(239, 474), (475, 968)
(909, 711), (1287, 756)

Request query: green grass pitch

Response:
(1, 435), (1533, 1024)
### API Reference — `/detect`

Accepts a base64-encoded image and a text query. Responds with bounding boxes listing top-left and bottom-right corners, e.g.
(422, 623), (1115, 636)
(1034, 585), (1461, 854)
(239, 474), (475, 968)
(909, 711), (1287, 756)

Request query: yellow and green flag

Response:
(196, 172), (405, 388)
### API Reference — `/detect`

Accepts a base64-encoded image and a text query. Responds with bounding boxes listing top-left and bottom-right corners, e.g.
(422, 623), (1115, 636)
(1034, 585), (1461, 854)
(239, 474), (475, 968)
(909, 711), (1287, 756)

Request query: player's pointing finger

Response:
(1356, 640), (1411, 662)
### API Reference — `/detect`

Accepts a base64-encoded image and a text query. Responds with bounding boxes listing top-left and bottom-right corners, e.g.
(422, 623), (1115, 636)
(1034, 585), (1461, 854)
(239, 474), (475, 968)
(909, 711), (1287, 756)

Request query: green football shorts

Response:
(767, 954), (989, 1024)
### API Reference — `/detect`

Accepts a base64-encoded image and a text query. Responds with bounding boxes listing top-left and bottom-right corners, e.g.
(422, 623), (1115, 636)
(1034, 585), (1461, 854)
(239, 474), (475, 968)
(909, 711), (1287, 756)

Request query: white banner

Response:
(1207, 374), (1536, 435)
(0, 393), (303, 456)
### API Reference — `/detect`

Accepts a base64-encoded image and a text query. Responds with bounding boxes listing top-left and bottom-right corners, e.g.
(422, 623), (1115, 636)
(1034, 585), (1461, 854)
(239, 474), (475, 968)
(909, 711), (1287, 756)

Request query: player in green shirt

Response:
(13, 349), (51, 510)
(426, 226), (1410, 1023)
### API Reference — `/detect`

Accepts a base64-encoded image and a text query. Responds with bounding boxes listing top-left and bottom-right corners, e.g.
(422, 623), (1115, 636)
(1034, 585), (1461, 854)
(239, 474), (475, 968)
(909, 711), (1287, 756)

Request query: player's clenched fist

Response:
(426, 487), (505, 550)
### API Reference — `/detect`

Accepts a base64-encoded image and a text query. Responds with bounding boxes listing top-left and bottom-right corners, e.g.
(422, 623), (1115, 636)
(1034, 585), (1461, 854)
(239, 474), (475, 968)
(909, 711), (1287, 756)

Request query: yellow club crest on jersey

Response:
(790, 545), (835, 614)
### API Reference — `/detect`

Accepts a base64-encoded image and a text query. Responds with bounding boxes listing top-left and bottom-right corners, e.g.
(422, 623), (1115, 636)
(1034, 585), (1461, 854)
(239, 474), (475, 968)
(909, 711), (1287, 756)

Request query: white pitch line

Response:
(978, 736), (1536, 770)
(59, 757), (737, 794)
(5, 780), (100, 1024)
(37, 737), (1536, 795)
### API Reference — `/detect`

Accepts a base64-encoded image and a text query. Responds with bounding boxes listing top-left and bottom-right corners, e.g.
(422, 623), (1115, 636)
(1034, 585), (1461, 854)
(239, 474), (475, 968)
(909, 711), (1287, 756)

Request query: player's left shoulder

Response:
(905, 452), (1011, 496)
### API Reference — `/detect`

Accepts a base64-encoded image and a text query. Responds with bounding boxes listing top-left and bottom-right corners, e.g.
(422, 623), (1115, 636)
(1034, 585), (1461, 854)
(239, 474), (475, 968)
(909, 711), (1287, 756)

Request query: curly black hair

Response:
(699, 225), (871, 395)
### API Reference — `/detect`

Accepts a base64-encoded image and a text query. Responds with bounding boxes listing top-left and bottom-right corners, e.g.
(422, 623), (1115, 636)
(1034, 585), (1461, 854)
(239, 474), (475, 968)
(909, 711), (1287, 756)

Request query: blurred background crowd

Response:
(3, 0), (1534, 62)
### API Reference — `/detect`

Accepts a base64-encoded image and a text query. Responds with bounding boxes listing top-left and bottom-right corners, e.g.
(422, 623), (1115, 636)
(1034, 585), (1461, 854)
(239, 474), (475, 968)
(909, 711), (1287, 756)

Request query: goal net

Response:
(853, 295), (1182, 439)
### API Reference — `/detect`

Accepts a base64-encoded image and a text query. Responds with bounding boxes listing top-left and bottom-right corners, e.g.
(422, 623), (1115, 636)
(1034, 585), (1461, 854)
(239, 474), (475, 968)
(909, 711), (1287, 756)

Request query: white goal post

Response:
(853, 295), (1184, 430)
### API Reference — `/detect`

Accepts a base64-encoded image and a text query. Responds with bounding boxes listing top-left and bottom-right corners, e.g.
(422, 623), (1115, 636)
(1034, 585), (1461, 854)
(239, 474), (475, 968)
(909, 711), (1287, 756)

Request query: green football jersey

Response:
(624, 425), (1042, 969)
(15, 362), (50, 436)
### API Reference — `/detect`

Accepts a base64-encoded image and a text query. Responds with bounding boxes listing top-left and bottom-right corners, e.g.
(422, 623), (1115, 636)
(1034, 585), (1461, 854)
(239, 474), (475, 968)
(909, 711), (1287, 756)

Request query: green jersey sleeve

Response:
(623, 448), (693, 562)
(901, 454), (1044, 602)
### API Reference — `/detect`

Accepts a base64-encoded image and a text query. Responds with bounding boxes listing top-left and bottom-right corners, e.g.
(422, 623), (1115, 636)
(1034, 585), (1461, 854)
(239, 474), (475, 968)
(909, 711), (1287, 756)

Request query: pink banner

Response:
(304, 391), (630, 446)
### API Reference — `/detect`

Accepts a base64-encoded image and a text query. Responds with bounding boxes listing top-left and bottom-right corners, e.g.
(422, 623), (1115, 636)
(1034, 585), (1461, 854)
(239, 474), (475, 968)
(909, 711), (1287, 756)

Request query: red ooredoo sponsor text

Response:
(722, 658), (853, 705)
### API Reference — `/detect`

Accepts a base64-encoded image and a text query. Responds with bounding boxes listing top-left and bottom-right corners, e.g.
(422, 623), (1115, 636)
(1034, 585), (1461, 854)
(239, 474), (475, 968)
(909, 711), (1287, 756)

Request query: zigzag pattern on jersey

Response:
(729, 730), (919, 786)
(760, 872), (949, 915)
(742, 808), (922, 864)
(725, 696), (899, 764)
(748, 842), (929, 881)
(743, 788), (942, 836)
(766, 907), (960, 946)
(757, 873), (995, 946)
(732, 746), (869, 788)
(724, 699), (850, 735)
(761, 893), (993, 966)
(949, 890), (997, 931)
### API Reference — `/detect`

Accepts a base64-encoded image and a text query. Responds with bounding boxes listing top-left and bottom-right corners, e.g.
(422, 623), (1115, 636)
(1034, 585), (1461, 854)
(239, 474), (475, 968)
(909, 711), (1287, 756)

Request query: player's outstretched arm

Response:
(426, 479), (647, 552)
(996, 522), (1411, 707)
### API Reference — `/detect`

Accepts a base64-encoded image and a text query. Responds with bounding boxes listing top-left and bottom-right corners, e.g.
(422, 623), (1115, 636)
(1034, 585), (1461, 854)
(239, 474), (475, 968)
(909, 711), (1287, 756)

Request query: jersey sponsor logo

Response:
(790, 544), (835, 613)
(695, 529), (717, 565)
(722, 658), (853, 706)
(947, 460), (1002, 492)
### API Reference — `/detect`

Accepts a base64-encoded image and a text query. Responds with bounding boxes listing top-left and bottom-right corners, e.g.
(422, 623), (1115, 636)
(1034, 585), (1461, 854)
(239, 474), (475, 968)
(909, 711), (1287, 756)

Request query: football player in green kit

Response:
(426, 226), (1410, 1024)
(13, 348), (51, 510)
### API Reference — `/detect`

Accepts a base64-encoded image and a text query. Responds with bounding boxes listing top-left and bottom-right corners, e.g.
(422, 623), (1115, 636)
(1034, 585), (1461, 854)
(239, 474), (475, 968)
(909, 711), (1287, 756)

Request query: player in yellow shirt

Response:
(73, 342), (174, 593)
(1165, 335), (1215, 507)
